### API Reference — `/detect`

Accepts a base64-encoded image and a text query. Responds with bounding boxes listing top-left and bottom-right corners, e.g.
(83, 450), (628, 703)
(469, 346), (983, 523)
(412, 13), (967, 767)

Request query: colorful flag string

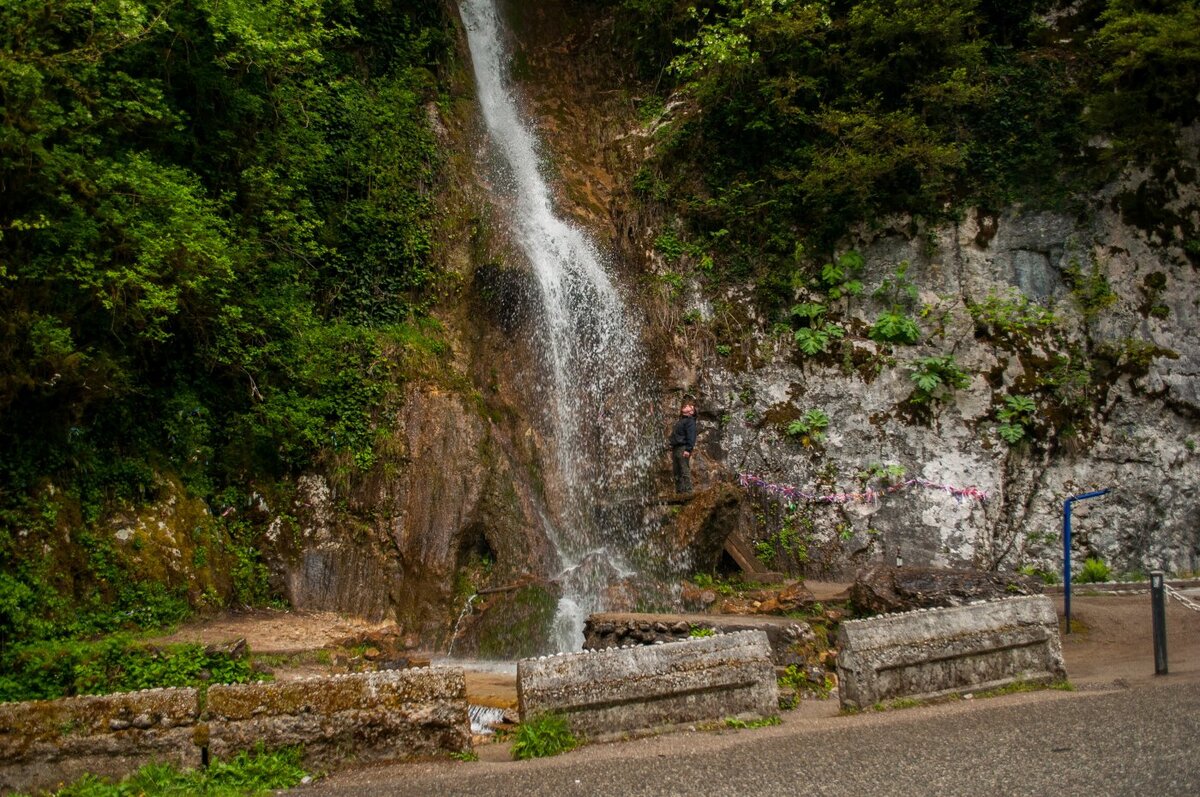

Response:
(738, 473), (989, 505)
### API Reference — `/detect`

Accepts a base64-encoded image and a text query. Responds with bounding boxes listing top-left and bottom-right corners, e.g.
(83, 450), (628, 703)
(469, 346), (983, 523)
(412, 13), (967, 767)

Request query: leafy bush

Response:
(1075, 557), (1113, 584)
(0, 637), (259, 703)
(511, 713), (579, 760)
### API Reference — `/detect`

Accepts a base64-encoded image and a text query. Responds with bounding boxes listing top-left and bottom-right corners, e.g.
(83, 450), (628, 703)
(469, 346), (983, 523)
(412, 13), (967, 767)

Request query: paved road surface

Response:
(303, 678), (1199, 797)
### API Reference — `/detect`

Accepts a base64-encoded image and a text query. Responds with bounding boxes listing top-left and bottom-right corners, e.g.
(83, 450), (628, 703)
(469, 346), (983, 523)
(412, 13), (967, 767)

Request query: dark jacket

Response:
(669, 414), (697, 452)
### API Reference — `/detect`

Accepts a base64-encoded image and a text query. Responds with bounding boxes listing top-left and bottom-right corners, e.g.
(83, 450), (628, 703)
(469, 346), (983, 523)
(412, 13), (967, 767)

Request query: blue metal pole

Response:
(1063, 499), (1073, 633)
(1062, 488), (1112, 634)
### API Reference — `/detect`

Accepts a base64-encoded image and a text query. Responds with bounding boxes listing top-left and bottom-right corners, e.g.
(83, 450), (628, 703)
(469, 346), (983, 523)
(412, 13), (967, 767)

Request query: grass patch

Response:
(723, 715), (781, 729)
(973, 680), (1074, 698)
(15, 744), (307, 796)
(510, 713), (578, 760)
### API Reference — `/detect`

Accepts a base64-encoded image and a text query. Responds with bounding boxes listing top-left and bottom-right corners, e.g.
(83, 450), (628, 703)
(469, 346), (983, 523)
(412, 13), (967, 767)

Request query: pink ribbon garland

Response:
(738, 473), (988, 505)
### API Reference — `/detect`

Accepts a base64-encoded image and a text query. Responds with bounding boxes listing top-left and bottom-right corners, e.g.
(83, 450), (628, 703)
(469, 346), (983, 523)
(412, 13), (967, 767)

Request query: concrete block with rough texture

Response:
(0, 688), (200, 794)
(836, 595), (1067, 709)
(518, 630), (778, 737)
(206, 668), (471, 767)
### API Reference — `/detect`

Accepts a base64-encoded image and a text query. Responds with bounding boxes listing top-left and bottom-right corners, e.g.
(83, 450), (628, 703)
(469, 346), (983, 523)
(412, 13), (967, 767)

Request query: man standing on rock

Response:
(669, 399), (698, 494)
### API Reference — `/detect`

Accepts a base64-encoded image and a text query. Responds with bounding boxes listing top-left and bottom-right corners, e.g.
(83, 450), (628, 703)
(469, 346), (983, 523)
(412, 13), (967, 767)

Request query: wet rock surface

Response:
(850, 565), (1043, 615)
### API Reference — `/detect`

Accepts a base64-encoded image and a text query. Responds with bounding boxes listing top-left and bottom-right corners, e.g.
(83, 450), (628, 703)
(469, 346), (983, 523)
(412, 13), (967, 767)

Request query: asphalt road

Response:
(302, 679), (1199, 797)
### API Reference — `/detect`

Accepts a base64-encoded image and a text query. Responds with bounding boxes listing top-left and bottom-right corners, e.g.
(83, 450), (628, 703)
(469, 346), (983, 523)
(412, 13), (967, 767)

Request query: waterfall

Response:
(459, 0), (657, 651)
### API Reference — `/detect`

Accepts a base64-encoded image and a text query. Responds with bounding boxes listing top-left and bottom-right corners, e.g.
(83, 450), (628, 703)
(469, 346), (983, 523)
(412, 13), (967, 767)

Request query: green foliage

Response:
(0, 636), (259, 703)
(819, 251), (866, 300)
(511, 713), (579, 760)
(785, 408), (830, 445)
(0, 0), (453, 635)
(869, 310), (922, 345)
(1019, 564), (1061, 586)
(995, 393), (1038, 445)
(1065, 260), (1119, 319)
(790, 300), (844, 355)
(28, 744), (306, 797)
(618, 0), (1111, 299)
(857, 462), (906, 484)
(909, 355), (971, 404)
(1075, 557), (1113, 584)
(723, 714), (781, 729)
(689, 626), (716, 638)
(1089, 0), (1200, 157)
(967, 289), (1059, 340)
(617, 0), (1200, 309)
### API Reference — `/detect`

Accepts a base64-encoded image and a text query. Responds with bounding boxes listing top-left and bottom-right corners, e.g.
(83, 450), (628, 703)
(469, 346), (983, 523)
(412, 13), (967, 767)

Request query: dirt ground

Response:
(152, 588), (1200, 708)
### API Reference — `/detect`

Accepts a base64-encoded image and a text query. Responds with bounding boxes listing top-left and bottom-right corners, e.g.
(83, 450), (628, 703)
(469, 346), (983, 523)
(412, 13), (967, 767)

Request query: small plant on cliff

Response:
(869, 262), (922, 345)
(511, 713), (579, 760)
(909, 355), (971, 405)
(790, 302), (845, 356)
(818, 251), (865, 300)
(689, 626), (716, 638)
(967, 289), (1059, 340)
(995, 394), (1038, 445)
(785, 408), (830, 445)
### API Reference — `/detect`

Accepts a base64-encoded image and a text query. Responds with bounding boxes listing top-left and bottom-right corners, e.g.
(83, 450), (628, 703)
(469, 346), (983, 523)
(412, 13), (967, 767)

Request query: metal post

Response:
(1151, 570), (1168, 676)
(1063, 499), (1073, 633)
(1062, 488), (1111, 635)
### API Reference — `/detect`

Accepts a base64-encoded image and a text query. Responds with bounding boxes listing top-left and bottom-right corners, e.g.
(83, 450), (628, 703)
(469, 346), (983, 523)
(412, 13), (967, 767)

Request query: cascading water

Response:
(459, 0), (659, 651)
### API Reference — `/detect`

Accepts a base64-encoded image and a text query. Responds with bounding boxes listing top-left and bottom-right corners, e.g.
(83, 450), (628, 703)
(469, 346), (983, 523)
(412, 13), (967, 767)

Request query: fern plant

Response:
(785, 408), (830, 445)
(909, 355), (971, 404)
(995, 393), (1038, 444)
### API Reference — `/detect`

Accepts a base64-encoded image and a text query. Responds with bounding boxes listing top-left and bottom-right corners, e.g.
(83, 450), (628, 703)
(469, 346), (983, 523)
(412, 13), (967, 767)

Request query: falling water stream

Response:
(459, 0), (657, 651)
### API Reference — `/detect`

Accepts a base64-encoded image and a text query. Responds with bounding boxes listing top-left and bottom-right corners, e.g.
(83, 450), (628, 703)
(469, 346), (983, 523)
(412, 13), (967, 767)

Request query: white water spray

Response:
(459, 0), (657, 651)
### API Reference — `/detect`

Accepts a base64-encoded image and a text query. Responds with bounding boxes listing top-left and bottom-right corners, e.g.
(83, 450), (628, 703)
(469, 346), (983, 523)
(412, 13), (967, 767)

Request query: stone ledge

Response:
(519, 630), (778, 737)
(836, 596), (1067, 709)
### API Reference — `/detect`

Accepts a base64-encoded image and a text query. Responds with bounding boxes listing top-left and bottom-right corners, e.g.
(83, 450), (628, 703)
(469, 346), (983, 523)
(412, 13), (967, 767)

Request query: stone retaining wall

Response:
(0, 687), (200, 795)
(584, 612), (818, 667)
(518, 630), (778, 737)
(0, 669), (469, 795)
(836, 596), (1067, 710)
(207, 669), (470, 768)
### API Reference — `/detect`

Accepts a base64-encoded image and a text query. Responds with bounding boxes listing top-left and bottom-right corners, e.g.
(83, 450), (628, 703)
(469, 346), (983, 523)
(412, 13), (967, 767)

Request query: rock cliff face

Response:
(263, 0), (1199, 641)
(496, 0), (1200, 581)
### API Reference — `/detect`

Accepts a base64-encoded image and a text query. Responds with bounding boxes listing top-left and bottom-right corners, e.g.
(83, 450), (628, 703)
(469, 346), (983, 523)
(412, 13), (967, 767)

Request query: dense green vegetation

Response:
(0, 635), (258, 703)
(615, 0), (1200, 304)
(1, 0), (454, 656)
(16, 745), (307, 797)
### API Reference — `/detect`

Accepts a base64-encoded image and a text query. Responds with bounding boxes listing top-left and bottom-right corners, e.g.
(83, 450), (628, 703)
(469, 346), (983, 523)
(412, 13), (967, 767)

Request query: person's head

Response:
(681, 400), (695, 416)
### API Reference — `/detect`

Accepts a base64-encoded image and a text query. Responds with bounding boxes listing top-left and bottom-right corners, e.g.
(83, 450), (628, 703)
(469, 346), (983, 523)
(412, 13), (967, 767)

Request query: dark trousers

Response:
(672, 446), (693, 493)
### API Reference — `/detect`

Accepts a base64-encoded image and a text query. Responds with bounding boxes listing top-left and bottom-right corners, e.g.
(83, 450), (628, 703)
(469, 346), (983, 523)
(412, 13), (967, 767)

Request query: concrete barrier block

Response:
(206, 668), (470, 767)
(836, 595), (1067, 709)
(0, 688), (200, 794)
(518, 630), (778, 737)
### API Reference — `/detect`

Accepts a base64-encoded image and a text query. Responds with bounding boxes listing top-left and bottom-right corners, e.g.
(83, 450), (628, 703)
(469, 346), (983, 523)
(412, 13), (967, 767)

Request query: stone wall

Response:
(836, 596), (1067, 710)
(0, 687), (200, 795)
(518, 630), (778, 737)
(206, 669), (471, 769)
(0, 669), (470, 795)
(583, 611), (819, 667)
